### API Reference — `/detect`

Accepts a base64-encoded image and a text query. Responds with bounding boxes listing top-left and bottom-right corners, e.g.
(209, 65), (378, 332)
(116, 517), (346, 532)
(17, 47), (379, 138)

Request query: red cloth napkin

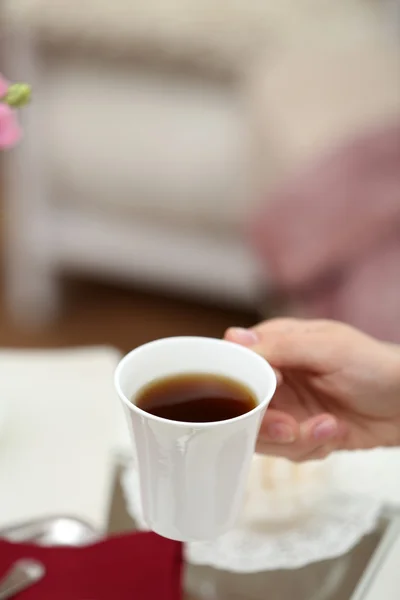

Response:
(0, 532), (183, 600)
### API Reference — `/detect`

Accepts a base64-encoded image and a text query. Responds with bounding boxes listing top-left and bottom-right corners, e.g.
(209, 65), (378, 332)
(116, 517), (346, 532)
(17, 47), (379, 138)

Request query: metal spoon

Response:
(0, 559), (45, 599)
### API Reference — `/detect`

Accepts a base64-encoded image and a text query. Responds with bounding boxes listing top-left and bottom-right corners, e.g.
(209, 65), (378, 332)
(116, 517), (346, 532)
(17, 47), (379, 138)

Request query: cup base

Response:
(150, 523), (227, 543)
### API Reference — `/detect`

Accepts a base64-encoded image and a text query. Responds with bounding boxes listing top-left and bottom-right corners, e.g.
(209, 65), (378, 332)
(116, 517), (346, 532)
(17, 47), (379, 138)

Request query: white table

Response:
(0, 347), (131, 532)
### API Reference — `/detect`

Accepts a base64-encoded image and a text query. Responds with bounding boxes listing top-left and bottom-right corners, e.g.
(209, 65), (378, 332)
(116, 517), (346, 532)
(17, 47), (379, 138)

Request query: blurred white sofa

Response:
(2, 31), (271, 325)
(2, 0), (392, 324)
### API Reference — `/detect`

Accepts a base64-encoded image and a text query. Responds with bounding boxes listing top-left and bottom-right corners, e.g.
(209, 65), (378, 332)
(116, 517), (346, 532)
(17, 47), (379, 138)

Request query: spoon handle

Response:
(0, 559), (45, 599)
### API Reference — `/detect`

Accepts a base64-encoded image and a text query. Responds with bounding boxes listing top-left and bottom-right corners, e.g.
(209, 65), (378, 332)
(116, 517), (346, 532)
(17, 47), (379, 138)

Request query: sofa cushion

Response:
(44, 56), (255, 232)
(248, 33), (400, 188)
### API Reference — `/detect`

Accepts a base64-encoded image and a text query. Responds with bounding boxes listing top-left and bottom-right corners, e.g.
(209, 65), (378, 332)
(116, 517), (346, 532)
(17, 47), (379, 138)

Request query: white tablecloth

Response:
(0, 347), (131, 532)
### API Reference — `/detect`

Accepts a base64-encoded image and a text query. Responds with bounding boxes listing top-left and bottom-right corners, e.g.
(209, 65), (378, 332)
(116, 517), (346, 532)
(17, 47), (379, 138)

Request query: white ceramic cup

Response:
(115, 336), (276, 542)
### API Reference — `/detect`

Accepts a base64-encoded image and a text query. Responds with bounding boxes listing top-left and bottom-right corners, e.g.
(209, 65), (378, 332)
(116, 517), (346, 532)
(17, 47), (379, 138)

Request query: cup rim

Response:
(114, 336), (277, 428)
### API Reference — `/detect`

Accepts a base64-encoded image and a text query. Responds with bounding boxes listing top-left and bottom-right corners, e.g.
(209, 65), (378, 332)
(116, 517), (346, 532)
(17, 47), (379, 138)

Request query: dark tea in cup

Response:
(134, 373), (257, 423)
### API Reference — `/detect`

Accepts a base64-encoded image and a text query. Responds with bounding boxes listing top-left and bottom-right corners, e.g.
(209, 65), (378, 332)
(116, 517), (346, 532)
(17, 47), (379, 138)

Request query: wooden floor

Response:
(0, 276), (257, 352)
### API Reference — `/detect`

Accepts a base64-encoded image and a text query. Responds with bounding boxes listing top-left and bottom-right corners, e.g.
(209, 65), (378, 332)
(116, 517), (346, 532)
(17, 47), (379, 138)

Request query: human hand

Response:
(225, 319), (400, 461)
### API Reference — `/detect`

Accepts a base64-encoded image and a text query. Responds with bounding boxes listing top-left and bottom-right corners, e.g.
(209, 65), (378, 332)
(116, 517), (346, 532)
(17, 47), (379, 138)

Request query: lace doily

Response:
(121, 450), (388, 572)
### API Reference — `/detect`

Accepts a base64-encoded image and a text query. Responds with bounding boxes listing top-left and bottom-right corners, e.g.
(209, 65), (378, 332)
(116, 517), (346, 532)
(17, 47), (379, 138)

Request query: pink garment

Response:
(249, 122), (400, 342)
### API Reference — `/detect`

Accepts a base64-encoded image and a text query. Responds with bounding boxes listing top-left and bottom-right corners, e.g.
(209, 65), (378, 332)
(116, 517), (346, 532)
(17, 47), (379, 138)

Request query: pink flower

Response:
(0, 104), (22, 149)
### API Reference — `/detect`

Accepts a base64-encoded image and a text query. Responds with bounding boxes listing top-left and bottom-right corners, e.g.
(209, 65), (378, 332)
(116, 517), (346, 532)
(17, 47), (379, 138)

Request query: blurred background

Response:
(0, 3), (399, 599)
(0, 0), (399, 350)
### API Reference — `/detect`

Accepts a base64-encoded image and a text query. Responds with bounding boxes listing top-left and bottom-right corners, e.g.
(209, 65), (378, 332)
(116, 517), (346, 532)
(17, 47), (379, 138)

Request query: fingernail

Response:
(313, 418), (338, 441)
(228, 327), (259, 346)
(266, 423), (296, 443)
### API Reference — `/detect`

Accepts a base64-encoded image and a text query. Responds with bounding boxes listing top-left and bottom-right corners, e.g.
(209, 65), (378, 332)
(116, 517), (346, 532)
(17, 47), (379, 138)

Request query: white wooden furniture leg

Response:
(3, 27), (61, 326)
